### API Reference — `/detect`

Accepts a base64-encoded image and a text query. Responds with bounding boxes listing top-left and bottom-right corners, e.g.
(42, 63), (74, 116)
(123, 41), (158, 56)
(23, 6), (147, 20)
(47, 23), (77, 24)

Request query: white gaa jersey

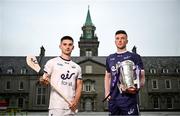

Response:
(44, 56), (82, 109)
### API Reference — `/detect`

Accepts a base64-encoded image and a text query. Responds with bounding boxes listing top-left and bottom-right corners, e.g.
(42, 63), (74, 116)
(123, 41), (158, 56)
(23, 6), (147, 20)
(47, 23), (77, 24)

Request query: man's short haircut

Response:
(60, 36), (74, 43)
(115, 30), (128, 37)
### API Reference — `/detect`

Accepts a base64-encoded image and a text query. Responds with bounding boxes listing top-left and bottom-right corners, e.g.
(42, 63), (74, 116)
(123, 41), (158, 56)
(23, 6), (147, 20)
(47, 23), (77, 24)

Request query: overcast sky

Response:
(0, 0), (180, 57)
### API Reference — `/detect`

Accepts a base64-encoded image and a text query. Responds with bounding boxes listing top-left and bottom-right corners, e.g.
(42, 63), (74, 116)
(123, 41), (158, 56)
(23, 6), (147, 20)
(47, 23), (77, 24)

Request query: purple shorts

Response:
(108, 100), (139, 115)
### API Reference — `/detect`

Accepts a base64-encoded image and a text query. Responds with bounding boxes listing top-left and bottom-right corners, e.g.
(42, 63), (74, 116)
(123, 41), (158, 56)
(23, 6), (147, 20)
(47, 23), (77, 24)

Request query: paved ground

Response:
(1, 111), (180, 116)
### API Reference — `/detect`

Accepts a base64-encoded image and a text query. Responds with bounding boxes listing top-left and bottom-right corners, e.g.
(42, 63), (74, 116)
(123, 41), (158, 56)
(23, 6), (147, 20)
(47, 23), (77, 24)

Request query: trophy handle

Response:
(134, 65), (141, 89)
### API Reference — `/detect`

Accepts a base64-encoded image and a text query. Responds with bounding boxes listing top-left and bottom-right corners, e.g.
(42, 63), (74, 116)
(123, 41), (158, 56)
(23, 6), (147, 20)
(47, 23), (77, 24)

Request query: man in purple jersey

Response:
(104, 30), (145, 115)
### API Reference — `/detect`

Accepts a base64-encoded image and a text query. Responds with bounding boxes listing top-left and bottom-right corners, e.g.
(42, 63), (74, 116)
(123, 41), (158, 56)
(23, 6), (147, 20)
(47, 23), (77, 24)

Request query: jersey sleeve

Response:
(76, 65), (82, 80)
(106, 56), (111, 73)
(44, 59), (53, 76)
(136, 54), (144, 70)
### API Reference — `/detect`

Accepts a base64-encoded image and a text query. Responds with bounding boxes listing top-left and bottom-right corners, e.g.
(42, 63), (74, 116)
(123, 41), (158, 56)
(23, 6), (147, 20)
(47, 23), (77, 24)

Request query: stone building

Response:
(0, 8), (180, 112)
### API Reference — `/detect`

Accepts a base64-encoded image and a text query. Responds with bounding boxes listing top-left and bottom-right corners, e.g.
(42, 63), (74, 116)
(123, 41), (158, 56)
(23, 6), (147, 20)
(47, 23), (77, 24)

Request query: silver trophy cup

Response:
(118, 60), (140, 94)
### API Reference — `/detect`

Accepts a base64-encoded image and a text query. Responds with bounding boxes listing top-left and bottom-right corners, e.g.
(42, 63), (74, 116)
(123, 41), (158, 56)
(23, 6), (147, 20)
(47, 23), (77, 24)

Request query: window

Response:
(165, 80), (171, 89)
(85, 28), (92, 39)
(162, 69), (168, 73)
(153, 96), (159, 109)
(84, 98), (92, 111)
(85, 65), (92, 74)
(36, 86), (46, 105)
(167, 97), (173, 109)
(83, 80), (95, 92)
(7, 69), (13, 74)
(175, 68), (179, 73)
(85, 51), (92, 57)
(18, 98), (24, 108)
(152, 79), (158, 89)
(21, 68), (27, 74)
(6, 81), (11, 90)
(85, 82), (91, 92)
(0, 68), (2, 74)
(19, 81), (24, 90)
(150, 69), (156, 74)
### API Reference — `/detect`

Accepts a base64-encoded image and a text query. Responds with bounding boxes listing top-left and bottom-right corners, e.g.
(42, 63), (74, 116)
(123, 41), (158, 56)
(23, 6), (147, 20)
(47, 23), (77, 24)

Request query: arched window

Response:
(149, 68), (156, 74)
(175, 68), (179, 73)
(162, 68), (168, 73)
(83, 79), (95, 92)
(7, 67), (14, 74)
(21, 67), (27, 74)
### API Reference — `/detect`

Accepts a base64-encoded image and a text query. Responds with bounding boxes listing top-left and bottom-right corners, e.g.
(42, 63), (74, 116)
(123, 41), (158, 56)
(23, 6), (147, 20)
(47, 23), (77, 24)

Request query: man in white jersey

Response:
(40, 36), (83, 116)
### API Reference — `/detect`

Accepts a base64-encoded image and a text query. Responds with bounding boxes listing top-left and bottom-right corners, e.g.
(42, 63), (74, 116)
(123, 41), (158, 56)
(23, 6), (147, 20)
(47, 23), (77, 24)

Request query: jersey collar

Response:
(59, 56), (71, 61)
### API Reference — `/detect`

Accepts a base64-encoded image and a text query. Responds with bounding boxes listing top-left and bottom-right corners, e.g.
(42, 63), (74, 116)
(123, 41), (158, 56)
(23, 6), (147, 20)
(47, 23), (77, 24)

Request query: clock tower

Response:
(78, 7), (99, 57)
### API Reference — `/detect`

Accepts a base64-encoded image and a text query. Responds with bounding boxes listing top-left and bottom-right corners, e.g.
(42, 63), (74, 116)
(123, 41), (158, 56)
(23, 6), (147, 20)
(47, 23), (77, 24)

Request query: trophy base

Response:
(126, 87), (137, 94)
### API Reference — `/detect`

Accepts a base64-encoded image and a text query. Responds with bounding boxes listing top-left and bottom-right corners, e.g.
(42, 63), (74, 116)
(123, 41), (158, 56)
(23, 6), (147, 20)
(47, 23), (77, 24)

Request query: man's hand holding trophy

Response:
(117, 60), (141, 94)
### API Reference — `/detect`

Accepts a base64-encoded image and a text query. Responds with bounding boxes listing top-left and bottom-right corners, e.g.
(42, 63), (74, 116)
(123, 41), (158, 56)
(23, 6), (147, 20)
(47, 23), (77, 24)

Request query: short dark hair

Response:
(60, 36), (74, 43)
(115, 30), (128, 36)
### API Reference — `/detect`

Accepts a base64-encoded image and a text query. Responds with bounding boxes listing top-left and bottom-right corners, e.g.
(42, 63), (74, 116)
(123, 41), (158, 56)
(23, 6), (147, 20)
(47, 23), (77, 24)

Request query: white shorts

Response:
(49, 109), (76, 116)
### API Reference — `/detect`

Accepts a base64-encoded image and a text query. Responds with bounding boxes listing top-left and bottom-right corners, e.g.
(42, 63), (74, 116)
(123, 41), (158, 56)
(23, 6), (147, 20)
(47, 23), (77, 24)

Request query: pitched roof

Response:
(0, 56), (180, 75)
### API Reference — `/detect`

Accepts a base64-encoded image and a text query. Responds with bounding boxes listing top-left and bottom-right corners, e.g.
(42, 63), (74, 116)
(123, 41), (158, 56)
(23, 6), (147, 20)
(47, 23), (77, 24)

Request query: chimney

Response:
(39, 46), (45, 65)
(132, 46), (137, 54)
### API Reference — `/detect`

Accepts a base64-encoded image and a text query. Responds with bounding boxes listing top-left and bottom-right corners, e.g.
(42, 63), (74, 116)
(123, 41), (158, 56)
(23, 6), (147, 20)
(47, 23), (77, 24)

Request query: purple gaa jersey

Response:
(106, 51), (144, 106)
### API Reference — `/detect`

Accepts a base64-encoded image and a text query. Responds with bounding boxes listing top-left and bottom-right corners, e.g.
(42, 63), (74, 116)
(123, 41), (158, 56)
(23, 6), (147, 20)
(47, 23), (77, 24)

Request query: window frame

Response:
(152, 79), (158, 89)
(85, 65), (92, 74)
(153, 96), (160, 109)
(166, 97), (173, 109)
(165, 79), (171, 89)
(36, 86), (47, 105)
(6, 81), (11, 90)
(85, 51), (92, 57)
(18, 81), (24, 90)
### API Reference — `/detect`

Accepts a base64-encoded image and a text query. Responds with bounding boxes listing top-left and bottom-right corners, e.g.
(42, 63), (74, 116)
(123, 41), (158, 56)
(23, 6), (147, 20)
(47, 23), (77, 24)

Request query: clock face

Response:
(86, 26), (91, 30)
(86, 30), (91, 33)
(84, 26), (93, 39)
(86, 26), (92, 32)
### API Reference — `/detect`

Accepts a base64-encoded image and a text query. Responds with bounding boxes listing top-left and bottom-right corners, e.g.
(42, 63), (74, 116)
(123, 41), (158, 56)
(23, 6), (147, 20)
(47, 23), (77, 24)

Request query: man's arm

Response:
(69, 79), (83, 112)
(104, 71), (111, 100)
(39, 73), (50, 85)
(140, 70), (145, 87)
(74, 79), (83, 103)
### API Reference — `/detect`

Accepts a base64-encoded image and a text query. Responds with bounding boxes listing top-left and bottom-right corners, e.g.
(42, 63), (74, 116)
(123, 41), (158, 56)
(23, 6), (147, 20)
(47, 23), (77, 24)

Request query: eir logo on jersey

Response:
(61, 70), (75, 80)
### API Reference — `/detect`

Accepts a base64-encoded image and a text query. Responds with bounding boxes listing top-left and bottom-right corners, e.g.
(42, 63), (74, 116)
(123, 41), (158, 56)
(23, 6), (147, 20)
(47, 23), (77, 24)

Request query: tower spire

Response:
(85, 6), (93, 26)
(79, 6), (99, 57)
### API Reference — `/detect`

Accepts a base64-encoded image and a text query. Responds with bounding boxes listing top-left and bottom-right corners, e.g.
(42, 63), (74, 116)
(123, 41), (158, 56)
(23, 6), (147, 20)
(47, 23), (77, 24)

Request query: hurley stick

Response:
(26, 55), (78, 112)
